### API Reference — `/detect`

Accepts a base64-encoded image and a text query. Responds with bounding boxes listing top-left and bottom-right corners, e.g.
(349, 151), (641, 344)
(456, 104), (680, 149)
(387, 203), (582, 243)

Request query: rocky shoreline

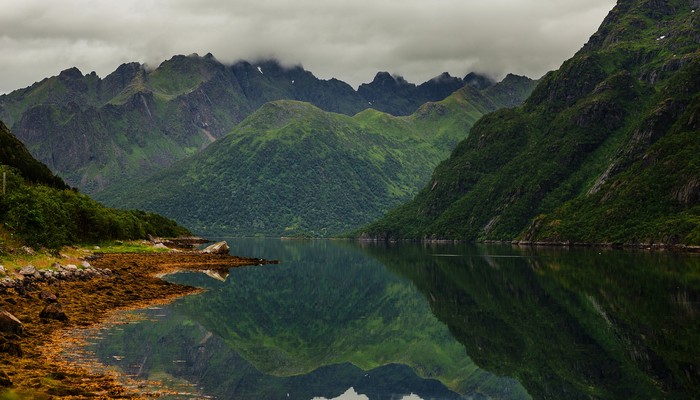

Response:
(0, 244), (276, 399)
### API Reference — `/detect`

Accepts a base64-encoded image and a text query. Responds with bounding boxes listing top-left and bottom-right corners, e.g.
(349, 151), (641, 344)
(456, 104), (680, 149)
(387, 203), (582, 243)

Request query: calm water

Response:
(82, 239), (700, 399)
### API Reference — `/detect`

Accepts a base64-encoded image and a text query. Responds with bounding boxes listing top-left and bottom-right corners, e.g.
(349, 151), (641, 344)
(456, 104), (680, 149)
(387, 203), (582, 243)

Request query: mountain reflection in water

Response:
(86, 239), (699, 399)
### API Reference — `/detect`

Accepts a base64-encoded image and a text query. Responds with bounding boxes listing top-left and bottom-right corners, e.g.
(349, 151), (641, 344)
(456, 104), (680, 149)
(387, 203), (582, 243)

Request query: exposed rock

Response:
(81, 261), (92, 268)
(675, 178), (700, 206)
(62, 264), (78, 272)
(40, 302), (68, 322)
(202, 241), (230, 255)
(19, 265), (41, 279)
(19, 246), (35, 256)
(153, 243), (169, 250)
(0, 309), (24, 335)
(39, 290), (58, 303)
(0, 278), (15, 288)
(0, 265), (5, 275)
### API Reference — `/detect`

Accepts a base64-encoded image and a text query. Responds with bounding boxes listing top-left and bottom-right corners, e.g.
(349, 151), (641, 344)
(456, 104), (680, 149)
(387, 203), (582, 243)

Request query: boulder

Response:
(62, 264), (78, 272)
(0, 265), (5, 275)
(39, 302), (68, 322)
(153, 243), (169, 250)
(202, 241), (230, 255)
(0, 309), (24, 335)
(19, 265), (40, 279)
(39, 290), (58, 303)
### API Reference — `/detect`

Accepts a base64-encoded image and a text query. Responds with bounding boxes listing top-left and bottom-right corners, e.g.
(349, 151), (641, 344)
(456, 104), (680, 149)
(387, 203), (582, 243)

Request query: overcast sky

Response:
(0, 0), (616, 94)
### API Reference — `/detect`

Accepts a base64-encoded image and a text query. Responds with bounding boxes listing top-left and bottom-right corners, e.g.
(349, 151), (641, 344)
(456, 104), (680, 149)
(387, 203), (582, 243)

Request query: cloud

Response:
(0, 0), (616, 94)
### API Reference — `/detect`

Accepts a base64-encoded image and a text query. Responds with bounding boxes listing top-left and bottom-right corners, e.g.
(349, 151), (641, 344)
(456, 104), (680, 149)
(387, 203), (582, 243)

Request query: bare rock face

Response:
(39, 302), (68, 322)
(0, 309), (24, 335)
(202, 241), (230, 255)
(19, 265), (41, 279)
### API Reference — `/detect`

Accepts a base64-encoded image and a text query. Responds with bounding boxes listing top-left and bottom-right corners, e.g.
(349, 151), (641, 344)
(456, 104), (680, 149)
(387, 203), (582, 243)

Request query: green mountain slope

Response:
(0, 55), (517, 195)
(95, 76), (536, 237)
(359, 0), (700, 245)
(0, 120), (188, 249)
(0, 120), (66, 189)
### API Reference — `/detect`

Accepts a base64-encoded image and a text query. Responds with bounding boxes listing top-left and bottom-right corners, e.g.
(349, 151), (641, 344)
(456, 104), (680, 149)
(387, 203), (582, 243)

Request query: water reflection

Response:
(359, 242), (700, 399)
(87, 239), (700, 399)
(90, 239), (527, 399)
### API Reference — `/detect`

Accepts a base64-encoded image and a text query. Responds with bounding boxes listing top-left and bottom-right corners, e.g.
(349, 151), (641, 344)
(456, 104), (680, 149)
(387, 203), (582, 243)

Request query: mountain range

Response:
(94, 73), (537, 237)
(0, 56), (511, 194)
(360, 0), (700, 245)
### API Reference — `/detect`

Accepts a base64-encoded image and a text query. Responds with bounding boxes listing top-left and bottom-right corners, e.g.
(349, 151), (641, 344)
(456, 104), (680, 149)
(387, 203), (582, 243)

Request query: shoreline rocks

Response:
(0, 309), (24, 335)
(0, 262), (113, 289)
(202, 241), (230, 254)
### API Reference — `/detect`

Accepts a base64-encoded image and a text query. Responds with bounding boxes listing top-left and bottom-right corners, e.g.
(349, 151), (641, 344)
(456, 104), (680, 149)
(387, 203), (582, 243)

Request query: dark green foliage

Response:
(0, 121), (188, 248)
(360, 0), (700, 244)
(95, 75), (536, 238)
(0, 120), (66, 189)
(0, 166), (189, 248)
(363, 243), (700, 399)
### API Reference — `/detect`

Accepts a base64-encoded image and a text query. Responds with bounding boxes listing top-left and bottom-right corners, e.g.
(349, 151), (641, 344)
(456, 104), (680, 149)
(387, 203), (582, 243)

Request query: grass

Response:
(0, 240), (170, 275)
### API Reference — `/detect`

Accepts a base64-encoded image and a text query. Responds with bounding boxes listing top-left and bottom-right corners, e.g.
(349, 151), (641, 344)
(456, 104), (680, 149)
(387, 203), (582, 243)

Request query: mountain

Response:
(0, 120), (188, 248)
(359, 0), (700, 245)
(0, 55), (509, 194)
(95, 75), (537, 237)
(0, 120), (66, 189)
(357, 71), (496, 117)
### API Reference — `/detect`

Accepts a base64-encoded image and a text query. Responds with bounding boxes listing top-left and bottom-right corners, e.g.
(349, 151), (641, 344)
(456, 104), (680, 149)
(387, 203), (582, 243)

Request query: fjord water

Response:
(88, 239), (699, 399)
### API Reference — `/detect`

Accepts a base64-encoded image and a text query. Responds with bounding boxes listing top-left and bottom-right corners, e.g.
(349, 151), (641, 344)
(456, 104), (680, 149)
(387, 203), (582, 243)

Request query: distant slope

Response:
(0, 120), (188, 249)
(0, 120), (66, 189)
(0, 55), (509, 194)
(357, 71), (496, 117)
(95, 75), (537, 237)
(359, 0), (700, 245)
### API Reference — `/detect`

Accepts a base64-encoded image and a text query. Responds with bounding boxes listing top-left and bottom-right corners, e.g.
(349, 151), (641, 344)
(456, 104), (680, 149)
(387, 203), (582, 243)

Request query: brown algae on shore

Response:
(0, 242), (274, 399)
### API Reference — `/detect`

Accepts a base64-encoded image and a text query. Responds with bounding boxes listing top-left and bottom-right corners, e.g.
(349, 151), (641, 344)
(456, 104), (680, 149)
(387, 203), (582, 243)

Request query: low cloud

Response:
(0, 0), (615, 93)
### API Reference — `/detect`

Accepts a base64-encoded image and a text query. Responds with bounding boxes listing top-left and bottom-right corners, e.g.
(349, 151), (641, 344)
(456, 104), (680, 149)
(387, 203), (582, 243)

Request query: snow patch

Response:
(257, 66), (263, 74)
(291, 80), (295, 84)
(656, 35), (666, 41)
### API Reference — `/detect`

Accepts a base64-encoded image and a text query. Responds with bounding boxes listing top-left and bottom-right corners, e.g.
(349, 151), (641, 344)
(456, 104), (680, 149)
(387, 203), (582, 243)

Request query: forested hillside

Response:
(95, 74), (537, 237)
(0, 121), (188, 249)
(360, 0), (700, 246)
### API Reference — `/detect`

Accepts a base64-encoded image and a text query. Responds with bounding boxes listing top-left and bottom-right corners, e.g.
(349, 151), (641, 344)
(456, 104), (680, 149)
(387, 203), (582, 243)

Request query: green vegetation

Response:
(0, 56), (534, 196)
(95, 75), (536, 237)
(359, 0), (700, 245)
(0, 121), (189, 250)
(0, 165), (188, 249)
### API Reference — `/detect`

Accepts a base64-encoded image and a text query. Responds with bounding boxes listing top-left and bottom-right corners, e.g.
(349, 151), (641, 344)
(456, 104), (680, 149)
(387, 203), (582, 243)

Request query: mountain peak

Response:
(58, 67), (83, 80)
(463, 72), (495, 90)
